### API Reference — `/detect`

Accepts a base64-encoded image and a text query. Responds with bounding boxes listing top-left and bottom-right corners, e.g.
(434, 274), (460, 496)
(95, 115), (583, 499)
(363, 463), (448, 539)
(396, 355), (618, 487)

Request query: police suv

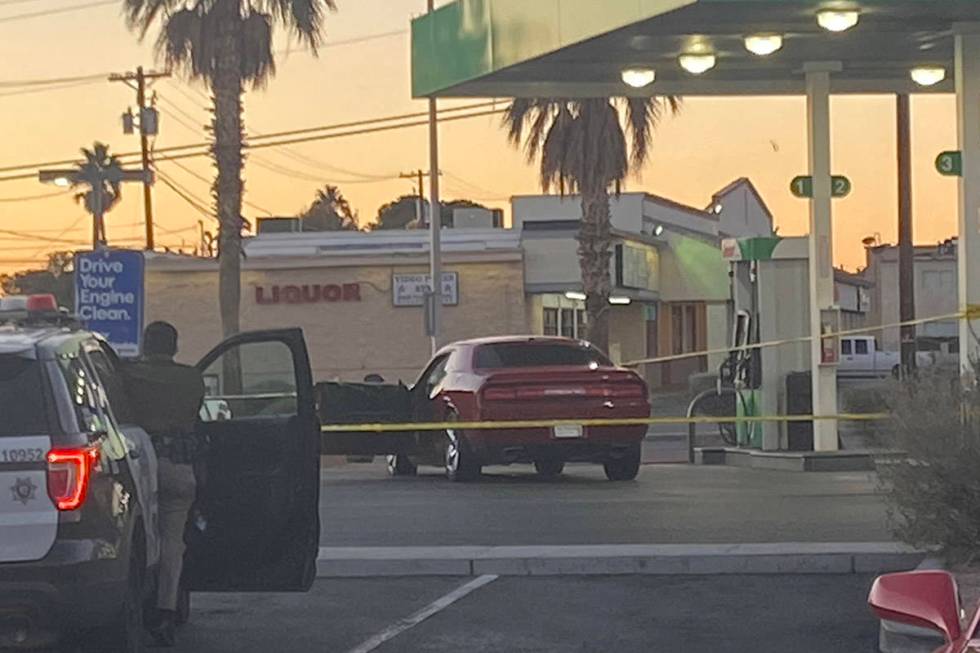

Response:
(0, 295), (321, 651)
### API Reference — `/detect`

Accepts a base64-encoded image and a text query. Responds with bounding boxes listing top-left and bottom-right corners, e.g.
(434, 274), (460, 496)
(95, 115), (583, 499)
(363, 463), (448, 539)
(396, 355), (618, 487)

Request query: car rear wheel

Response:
(386, 454), (418, 477)
(445, 426), (481, 483)
(534, 460), (565, 478)
(603, 444), (642, 482)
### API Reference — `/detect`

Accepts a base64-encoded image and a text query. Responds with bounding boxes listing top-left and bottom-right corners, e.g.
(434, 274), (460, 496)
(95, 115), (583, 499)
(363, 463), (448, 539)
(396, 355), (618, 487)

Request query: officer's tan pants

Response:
(157, 458), (196, 611)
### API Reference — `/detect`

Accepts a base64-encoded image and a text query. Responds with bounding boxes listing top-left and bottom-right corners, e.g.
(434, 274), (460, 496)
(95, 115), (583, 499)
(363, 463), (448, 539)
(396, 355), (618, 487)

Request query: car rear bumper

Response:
(0, 539), (127, 649)
(467, 425), (646, 464)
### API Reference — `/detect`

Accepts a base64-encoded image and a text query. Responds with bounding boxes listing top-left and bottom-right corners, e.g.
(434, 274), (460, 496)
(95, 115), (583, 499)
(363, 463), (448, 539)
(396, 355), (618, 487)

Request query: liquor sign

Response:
(393, 273), (459, 307)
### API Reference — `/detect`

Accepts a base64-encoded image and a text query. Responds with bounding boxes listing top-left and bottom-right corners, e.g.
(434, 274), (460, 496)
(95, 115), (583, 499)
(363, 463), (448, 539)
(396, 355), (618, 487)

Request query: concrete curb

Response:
(316, 543), (925, 578)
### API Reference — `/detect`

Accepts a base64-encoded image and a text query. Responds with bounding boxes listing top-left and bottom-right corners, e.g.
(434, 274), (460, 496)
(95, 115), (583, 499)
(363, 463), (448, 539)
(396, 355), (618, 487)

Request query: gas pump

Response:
(718, 309), (762, 448)
(684, 237), (783, 453)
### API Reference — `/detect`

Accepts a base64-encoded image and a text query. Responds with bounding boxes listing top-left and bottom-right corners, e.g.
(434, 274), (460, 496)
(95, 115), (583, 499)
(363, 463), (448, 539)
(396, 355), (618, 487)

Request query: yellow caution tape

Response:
(320, 413), (890, 434)
(625, 310), (968, 368)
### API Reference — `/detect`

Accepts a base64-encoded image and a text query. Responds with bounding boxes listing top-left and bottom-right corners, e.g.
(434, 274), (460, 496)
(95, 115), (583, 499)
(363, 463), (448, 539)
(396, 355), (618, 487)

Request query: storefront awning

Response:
(412, 0), (975, 98)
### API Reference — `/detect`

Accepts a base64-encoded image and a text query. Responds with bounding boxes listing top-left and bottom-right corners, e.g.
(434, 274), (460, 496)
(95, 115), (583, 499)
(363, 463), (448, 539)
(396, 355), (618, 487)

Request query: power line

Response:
(160, 159), (274, 216)
(0, 106), (506, 181)
(155, 171), (214, 220)
(274, 28), (407, 56)
(0, 189), (70, 203)
(0, 0), (51, 7)
(160, 87), (398, 182)
(0, 0), (117, 24)
(0, 78), (103, 99)
(0, 73), (107, 88)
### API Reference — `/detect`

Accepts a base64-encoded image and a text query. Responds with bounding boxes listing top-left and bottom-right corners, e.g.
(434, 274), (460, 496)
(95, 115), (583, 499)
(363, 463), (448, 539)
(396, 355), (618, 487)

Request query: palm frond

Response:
(241, 12), (276, 86)
(123, 0), (181, 39)
(158, 7), (212, 79)
(623, 96), (681, 170)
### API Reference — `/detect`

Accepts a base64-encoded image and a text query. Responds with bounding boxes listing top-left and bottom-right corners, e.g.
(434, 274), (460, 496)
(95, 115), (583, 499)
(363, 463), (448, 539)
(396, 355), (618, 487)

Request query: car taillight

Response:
(483, 387), (516, 401)
(46, 445), (100, 511)
(609, 383), (646, 399)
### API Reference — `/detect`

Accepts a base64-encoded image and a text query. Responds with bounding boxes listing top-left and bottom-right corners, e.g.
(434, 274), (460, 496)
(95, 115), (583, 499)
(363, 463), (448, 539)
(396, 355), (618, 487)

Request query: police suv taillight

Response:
(46, 445), (100, 511)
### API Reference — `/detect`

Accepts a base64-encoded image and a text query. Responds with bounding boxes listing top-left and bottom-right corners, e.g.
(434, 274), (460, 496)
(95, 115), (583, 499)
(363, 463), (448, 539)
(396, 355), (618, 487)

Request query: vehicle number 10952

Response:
(0, 448), (45, 464)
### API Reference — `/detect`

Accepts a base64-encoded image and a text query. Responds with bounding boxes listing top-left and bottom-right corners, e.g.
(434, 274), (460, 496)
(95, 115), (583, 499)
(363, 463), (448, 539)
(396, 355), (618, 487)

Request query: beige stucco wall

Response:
(607, 303), (646, 366)
(146, 258), (527, 384)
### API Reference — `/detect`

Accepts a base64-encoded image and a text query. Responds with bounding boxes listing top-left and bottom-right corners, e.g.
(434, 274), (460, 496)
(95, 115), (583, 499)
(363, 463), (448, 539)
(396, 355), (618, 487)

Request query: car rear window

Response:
(0, 355), (48, 436)
(474, 343), (611, 369)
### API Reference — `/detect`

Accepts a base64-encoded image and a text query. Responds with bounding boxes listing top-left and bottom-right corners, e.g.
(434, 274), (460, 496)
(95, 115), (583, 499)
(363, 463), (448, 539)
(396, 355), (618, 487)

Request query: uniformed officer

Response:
(123, 321), (205, 647)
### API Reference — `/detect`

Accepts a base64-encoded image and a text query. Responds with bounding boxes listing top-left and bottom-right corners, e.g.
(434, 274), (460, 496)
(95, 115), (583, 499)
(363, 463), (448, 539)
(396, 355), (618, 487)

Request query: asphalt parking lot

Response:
(319, 446), (893, 547)
(172, 574), (881, 652)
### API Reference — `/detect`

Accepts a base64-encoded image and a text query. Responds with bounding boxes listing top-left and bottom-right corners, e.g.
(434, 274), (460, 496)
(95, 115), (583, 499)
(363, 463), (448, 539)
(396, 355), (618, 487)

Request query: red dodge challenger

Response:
(320, 336), (651, 482)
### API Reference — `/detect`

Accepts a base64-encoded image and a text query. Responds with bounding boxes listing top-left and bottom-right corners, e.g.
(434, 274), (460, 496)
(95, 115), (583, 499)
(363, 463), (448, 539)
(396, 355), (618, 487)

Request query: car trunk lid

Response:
(479, 366), (648, 421)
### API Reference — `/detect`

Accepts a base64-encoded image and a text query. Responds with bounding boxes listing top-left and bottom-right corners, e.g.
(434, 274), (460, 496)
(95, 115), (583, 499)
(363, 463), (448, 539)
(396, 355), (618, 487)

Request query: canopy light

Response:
(621, 68), (656, 88)
(910, 66), (946, 87)
(653, 224), (665, 237)
(564, 291), (587, 301)
(817, 10), (859, 32)
(744, 34), (783, 56)
(609, 297), (632, 306)
(678, 54), (716, 75)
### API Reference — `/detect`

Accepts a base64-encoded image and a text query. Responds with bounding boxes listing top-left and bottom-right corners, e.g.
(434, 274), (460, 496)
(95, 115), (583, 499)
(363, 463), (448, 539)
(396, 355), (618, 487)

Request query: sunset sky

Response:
(0, 0), (965, 275)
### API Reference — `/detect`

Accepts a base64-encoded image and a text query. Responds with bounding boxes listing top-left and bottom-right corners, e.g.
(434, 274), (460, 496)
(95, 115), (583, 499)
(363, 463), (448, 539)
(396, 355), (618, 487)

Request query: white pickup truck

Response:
(838, 335), (956, 378)
(838, 336), (900, 378)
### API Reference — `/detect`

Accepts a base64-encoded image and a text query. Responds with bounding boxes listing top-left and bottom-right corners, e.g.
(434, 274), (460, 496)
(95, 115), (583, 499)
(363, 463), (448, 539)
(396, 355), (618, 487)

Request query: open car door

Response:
(318, 381), (413, 456)
(185, 328), (319, 592)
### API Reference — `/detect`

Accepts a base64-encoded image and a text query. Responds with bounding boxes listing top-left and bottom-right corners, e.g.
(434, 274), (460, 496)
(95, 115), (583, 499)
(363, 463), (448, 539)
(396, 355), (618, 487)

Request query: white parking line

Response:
(342, 574), (499, 653)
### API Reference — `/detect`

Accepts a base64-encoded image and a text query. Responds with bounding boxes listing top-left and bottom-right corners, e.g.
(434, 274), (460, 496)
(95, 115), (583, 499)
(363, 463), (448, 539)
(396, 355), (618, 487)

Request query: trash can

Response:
(785, 372), (813, 452)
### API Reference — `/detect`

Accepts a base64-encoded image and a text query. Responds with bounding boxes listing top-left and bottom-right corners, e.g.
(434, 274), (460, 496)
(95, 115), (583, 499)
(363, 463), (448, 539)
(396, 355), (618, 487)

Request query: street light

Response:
(910, 66), (946, 87)
(744, 34), (783, 56)
(817, 10), (860, 32)
(621, 68), (656, 88)
(678, 53), (716, 75)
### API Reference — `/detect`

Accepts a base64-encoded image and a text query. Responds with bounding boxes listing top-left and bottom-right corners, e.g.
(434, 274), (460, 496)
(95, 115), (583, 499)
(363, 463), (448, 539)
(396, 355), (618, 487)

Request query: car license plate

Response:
(553, 425), (583, 439)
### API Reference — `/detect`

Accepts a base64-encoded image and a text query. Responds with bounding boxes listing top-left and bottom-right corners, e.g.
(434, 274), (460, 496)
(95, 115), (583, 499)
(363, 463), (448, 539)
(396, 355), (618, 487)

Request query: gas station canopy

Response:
(411, 0), (977, 98)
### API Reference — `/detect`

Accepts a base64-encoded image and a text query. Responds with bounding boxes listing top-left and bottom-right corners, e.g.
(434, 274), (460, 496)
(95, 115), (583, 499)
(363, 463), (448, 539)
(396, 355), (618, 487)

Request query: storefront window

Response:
(543, 308), (559, 336)
(560, 309), (575, 338)
(541, 303), (586, 339)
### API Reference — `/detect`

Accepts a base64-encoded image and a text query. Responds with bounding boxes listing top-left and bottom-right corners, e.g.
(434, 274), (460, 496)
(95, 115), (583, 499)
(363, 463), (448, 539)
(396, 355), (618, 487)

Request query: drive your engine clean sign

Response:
(74, 249), (145, 357)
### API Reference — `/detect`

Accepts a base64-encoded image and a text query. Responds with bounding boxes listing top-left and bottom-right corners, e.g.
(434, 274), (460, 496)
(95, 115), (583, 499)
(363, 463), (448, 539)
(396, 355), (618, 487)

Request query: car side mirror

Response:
(869, 571), (962, 643)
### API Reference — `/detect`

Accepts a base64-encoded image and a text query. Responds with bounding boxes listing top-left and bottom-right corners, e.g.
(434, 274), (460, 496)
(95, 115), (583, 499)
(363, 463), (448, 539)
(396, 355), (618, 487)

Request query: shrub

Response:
(877, 361), (980, 563)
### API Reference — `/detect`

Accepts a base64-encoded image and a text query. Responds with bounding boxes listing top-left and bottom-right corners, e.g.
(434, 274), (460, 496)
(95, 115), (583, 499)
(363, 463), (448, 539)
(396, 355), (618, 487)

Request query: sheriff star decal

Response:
(10, 477), (38, 506)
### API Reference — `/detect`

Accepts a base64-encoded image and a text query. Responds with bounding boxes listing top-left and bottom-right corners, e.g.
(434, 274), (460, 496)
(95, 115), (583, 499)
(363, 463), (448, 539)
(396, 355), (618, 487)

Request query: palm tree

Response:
(124, 0), (336, 337)
(503, 97), (680, 352)
(72, 143), (125, 247)
(300, 185), (359, 231)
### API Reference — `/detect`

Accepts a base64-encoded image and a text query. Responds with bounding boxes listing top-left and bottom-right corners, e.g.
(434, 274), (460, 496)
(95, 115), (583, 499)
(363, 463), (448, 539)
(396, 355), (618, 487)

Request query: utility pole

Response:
(109, 67), (169, 250)
(897, 94), (916, 375)
(427, 0), (442, 355)
(398, 170), (428, 225)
